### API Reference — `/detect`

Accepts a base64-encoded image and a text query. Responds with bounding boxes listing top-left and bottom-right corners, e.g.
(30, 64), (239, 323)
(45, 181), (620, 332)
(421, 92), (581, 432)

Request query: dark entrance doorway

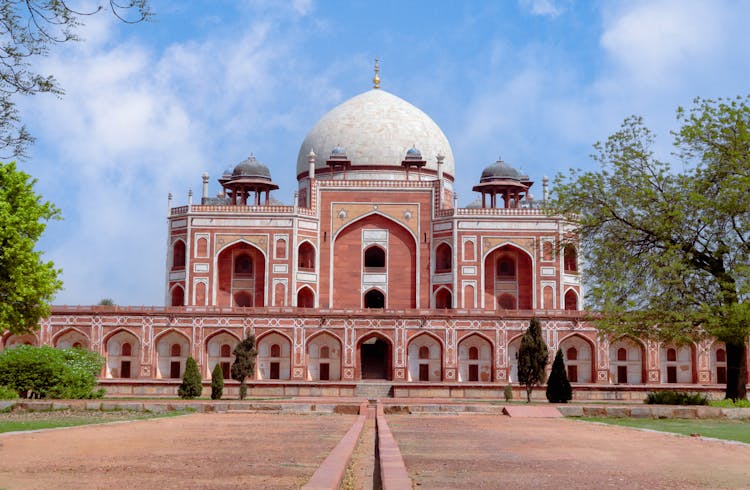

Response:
(320, 363), (330, 381)
(364, 289), (385, 308)
(361, 337), (389, 379)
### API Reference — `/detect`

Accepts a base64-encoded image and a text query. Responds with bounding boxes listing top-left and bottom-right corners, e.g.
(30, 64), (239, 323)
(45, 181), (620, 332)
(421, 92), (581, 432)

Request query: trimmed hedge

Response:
(645, 391), (708, 406)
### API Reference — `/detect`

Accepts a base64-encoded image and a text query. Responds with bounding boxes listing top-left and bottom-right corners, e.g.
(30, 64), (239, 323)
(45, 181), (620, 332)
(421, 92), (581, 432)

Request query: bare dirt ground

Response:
(0, 413), (356, 489)
(387, 414), (750, 489)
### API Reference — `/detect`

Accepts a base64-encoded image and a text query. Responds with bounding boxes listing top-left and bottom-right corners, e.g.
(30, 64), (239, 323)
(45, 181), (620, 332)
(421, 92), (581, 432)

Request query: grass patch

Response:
(0, 409), (193, 434)
(580, 417), (750, 444)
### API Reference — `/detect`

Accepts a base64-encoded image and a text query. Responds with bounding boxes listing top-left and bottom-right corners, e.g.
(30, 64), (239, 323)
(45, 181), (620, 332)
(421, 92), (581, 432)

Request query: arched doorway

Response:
(359, 335), (391, 380)
(364, 289), (385, 308)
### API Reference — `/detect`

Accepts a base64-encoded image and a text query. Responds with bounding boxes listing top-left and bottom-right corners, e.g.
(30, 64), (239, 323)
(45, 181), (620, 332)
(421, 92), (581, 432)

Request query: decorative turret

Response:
(401, 146), (426, 180)
(326, 146), (351, 179)
(218, 154), (279, 206)
(472, 157), (533, 209)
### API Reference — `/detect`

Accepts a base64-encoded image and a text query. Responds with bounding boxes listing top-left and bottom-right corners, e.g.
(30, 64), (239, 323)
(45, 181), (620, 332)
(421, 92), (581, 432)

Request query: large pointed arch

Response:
(214, 239), (267, 308)
(482, 242), (535, 310)
(331, 212), (419, 309)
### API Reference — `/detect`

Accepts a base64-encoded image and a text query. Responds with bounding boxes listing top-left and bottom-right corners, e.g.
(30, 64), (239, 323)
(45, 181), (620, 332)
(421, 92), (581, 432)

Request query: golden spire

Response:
(373, 57), (380, 89)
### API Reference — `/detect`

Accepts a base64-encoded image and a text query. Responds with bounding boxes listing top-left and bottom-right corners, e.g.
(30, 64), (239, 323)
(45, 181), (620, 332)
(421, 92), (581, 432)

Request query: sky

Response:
(17, 0), (750, 306)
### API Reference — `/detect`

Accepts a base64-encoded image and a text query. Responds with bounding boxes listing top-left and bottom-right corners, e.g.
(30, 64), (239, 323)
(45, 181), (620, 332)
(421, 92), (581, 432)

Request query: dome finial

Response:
(373, 57), (380, 89)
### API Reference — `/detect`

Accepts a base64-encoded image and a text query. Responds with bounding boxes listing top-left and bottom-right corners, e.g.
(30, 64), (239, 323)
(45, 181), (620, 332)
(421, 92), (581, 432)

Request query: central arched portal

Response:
(359, 335), (391, 380)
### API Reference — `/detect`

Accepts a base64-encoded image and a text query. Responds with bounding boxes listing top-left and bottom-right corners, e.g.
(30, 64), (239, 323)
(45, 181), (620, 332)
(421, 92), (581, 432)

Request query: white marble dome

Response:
(296, 89), (455, 179)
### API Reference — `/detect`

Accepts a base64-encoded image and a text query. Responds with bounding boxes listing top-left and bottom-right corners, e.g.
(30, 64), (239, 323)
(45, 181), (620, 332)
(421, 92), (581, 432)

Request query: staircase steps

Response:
(355, 382), (393, 399)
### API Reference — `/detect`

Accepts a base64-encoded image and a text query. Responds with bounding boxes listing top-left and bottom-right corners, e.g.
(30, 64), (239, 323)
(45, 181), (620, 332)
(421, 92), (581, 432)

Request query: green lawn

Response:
(580, 417), (750, 444)
(0, 409), (192, 434)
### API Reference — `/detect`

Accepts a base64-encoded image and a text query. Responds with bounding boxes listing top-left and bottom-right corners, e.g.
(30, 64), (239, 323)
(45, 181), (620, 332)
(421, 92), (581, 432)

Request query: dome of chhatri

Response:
(479, 158), (528, 183)
(232, 154), (272, 180)
(296, 89), (455, 179)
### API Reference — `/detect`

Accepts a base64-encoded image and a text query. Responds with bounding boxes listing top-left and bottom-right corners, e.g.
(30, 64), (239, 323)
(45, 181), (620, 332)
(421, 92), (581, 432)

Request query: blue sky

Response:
(18, 0), (750, 305)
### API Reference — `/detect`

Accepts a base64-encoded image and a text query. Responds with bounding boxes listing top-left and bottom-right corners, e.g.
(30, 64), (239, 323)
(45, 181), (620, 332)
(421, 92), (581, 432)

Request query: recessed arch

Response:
(563, 244), (578, 272)
(435, 242), (452, 272)
(660, 341), (696, 384)
(170, 284), (185, 307)
(609, 336), (646, 384)
(298, 240), (316, 271)
(407, 332), (443, 382)
(306, 332), (342, 381)
(457, 333), (494, 382)
(257, 330), (292, 380)
(205, 329), (240, 379)
(483, 243), (534, 310)
(155, 329), (191, 379)
(297, 285), (315, 308)
(434, 286), (452, 309)
(215, 240), (266, 308)
(172, 239), (186, 270)
(332, 212), (419, 309)
(52, 327), (90, 348)
(363, 245), (386, 269)
(2, 332), (38, 348)
(564, 289), (579, 311)
(104, 329), (140, 379)
(357, 331), (393, 380)
(364, 288), (385, 309)
(558, 333), (595, 383)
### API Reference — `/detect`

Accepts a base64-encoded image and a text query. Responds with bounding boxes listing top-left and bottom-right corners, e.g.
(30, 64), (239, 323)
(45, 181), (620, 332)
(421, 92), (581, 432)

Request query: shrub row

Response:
(644, 391), (708, 406)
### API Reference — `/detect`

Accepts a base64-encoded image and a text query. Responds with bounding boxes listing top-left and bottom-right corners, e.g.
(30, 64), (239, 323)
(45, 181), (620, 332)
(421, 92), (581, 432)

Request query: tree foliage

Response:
(517, 318), (549, 402)
(0, 162), (61, 334)
(178, 356), (202, 399)
(231, 335), (257, 400)
(211, 363), (224, 400)
(551, 96), (750, 400)
(0, 1), (151, 158)
(546, 349), (572, 403)
(0, 345), (103, 398)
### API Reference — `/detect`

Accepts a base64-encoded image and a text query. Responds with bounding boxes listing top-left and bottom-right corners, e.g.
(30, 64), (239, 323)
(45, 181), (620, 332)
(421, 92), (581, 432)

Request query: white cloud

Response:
(24, 7), (334, 306)
(520, 0), (564, 17)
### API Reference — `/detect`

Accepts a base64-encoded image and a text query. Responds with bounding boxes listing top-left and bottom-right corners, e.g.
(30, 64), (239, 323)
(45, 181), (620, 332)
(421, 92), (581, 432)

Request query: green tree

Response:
(0, 162), (62, 334)
(211, 363), (224, 400)
(178, 356), (202, 399)
(0, 1), (151, 158)
(0, 345), (103, 398)
(546, 349), (572, 403)
(231, 335), (257, 400)
(551, 96), (750, 400)
(98, 298), (115, 306)
(517, 318), (549, 402)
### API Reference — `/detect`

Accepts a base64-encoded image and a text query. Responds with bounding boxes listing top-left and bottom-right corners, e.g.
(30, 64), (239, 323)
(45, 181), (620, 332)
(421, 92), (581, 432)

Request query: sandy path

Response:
(387, 415), (750, 489)
(0, 413), (355, 489)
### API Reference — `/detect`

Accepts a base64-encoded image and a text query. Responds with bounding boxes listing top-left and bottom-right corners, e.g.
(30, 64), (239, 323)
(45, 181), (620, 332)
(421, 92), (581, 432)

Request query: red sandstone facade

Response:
(10, 85), (748, 396)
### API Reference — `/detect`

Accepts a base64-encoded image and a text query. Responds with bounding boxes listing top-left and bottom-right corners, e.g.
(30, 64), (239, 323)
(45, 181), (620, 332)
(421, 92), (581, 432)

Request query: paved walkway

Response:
(1, 402), (749, 489)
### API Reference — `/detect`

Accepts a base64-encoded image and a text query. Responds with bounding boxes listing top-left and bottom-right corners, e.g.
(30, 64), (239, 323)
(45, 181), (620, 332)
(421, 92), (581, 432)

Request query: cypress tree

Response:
(211, 363), (224, 400)
(178, 356), (202, 399)
(546, 348), (572, 403)
(517, 318), (549, 403)
(231, 335), (257, 400)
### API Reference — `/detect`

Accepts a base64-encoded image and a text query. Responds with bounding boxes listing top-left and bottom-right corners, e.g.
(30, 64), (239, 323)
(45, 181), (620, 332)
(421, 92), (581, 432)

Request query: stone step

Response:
(355, 383), (393, 399)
